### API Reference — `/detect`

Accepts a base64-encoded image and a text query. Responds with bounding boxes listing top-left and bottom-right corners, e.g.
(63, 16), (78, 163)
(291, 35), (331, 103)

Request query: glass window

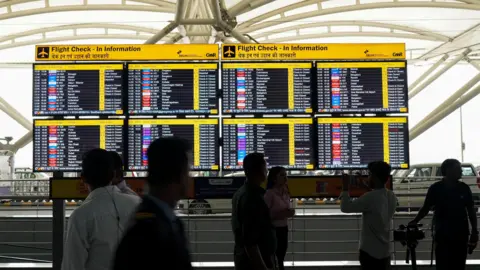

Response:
(461, 166), (476, 177)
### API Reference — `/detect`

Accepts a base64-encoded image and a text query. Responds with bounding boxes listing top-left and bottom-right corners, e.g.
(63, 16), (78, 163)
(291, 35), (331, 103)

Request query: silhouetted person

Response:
(109, 151), (137, 196)
(265, 166), (294, 270)
(410, 159), (478, 270)
(340, 161), (397, 270)
(113, 137), (193, 270)
(62, 149), (140, 270)
(232, 153), (277, 270)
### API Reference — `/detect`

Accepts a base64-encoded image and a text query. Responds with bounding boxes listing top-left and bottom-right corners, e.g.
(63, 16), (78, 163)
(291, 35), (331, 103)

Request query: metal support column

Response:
(144, 0), (185, 44)
(0, 97), (32, 130)
(410, 72), (480, 135)
(408, 55), (447, 92)
(52, 198), (65, 270)
(409, 50), (470, 100)
(211, 0), (252, 44)
(410, 83), (480, 141)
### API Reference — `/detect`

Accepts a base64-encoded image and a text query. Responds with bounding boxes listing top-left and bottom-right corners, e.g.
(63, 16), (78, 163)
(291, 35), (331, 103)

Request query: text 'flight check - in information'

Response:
(33, 119), (124, 171)
(222, 118), (314, 170)
(317, 117), (409, 169)
(33, 64), (124, 115)
(128, 63), (218, 115)
(317, 62), (407, 113)
(222, 63), (312, 114)
(127, 119), (219, 171)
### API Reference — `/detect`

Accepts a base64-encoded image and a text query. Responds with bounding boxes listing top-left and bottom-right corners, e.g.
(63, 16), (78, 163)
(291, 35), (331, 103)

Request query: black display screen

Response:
(316, 117), (409, 169)
(33, 119), (124, 171)
(32, 64), (124, 116)
(316, 61), (407, 113)
(222, 118), (314, 170)
(127, 63), (218, 115)
(127, 119), (219, 171)
(222, 62), (312, 114)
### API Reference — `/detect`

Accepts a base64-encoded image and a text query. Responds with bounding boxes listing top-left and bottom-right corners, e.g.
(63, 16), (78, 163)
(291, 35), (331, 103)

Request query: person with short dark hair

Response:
(340, 161), (397, 270)
(231, 153), (277, 270)
(410, 158), (478, 270)
(113, 137), (193, 270)
(62, 149), (140, 270)
(265, 166), (294, 270)
(109, 151), (137, 196)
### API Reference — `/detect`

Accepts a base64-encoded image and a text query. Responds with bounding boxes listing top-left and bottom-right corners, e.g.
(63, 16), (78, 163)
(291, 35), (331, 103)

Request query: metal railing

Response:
(0, 178), (477, 267)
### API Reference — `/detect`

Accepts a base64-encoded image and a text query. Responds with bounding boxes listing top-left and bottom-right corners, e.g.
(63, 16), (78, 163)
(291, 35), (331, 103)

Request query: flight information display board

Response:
(127, 119), (219, 171)
(33, 64), (124, 115)
(316, 117), (409, 169)
(222, 63), (312, 114)
(33, 119), (124, 171)
(127, 63), (218, 115)
(316, 62), (407, 113)
(222, 118), (314, 170)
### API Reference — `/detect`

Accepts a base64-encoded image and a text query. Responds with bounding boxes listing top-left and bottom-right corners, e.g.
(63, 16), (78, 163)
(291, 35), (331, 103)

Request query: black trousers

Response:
(359, 250), (390, 270)
(275, 226), (288, 270)
(435, 236), (468, 270)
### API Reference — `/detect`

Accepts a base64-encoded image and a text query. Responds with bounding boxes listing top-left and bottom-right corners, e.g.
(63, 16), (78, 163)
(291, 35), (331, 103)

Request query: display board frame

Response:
(124, 117), (221, 172)
(221, 117), (316, 171)
(314, 115), (410, 170)
(33, 118), (127, 172)
(220, 61), (314, 115)
(32, 62), (126, 116)
(314, 60), (408, 114)
(126, 62), (220, 116)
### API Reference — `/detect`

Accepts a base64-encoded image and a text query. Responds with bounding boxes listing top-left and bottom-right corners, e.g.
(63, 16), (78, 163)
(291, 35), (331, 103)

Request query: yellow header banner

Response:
(35, 44), (219, 61)
(222, 43), (405, 60)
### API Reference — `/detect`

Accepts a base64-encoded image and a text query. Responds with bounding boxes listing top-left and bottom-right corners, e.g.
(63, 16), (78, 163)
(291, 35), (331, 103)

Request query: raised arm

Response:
(340, 191), (371, 213)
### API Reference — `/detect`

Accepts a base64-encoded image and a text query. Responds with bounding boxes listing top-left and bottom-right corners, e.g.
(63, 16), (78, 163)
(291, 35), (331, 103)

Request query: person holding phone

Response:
(264, 167), (294, 270)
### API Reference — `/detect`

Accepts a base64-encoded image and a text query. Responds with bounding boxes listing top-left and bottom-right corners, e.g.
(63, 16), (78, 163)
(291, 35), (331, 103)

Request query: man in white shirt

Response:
(110, 151), (137, 196)
(340, 161), (397, 270)
(62, 149), (140, 270)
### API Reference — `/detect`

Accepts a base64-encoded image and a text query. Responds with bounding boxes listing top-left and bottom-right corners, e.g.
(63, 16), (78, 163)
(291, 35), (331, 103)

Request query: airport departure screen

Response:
(33, 64), (124, 115)
(222, 63), (312, 114)
(33, 119), (124, 171)
(127, 119), (219, 170)
(317, 62), (407, 113)
(317, 117), (409, 169)
(127, 63), (218, 115)
(222, 118), (314, 170)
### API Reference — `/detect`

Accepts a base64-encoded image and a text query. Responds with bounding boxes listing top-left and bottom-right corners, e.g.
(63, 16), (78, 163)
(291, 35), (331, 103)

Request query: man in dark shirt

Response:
(113, 137), (193, 270)
(410, 159), (478, 270)
(232, 153), (277, 270)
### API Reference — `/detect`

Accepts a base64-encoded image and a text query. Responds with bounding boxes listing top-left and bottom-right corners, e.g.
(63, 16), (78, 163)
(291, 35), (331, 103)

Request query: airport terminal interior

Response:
(0, 0), (479, 269)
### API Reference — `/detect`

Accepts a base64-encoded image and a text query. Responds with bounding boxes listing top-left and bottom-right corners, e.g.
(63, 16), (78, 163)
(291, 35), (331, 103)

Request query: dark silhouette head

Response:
(367, 161), (391, 189)
(147, 137), (192, 201)
(440, 158), (462, 182)
(243, 153), (267, 185)
(266, 166), (287, 190)
(81, 148), (114, 190)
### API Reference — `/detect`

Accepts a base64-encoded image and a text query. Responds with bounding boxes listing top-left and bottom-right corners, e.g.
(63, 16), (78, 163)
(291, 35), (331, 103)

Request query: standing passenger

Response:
(231, 153), (277, 270)
(113, 137), (193, 270)
(109, 151), (137, 196)
(340, 161), (397, 270)
(409, 159), (478, 270)
(264, 167), (294, 270)
(62, 149), (140, 270)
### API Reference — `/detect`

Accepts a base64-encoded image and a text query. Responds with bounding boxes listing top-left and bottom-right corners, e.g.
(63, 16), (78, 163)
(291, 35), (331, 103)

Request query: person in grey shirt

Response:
(110, 151), (138, 196)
